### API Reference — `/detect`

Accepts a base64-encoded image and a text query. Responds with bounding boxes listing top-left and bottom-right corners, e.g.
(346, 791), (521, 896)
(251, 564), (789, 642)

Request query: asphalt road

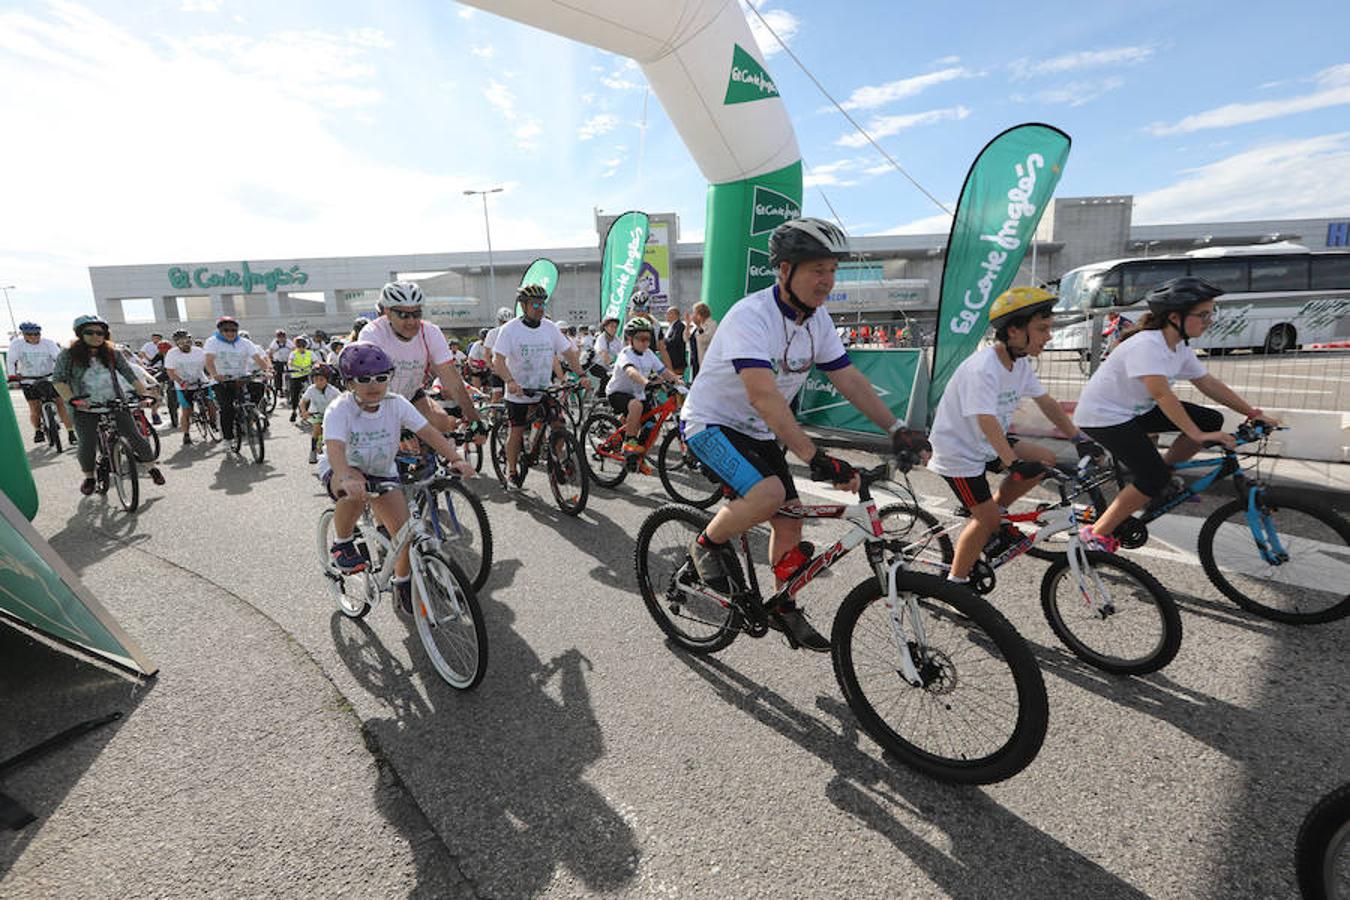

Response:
(3, 405), (1348, 899)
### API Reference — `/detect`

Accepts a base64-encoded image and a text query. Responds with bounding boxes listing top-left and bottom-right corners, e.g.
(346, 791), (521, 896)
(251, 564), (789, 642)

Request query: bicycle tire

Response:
(1039, 551), (1181, 674)
(635, 505), (741, 653)
(246, 411), (266, 464)
(230, 402), (245, 453)
(261, 382), (277, 415)
(1296, 781), (1350, 900)
(44, 404), (62, 454)
(434, 481), (493, 591)
(547, 429), (589, 516)
(1197, 492), (1350, 624)
(489, 417), (510, 485)
(831, 572), (1049, 785)
(876, 503), (954, 574)
(410, 547), (487, 690)
(656, 427), (721, 509)
(110, 437), (140, 513)
(317, 509), (373, 619)
(137, 411), (161, 461)
(581, 411), (628, 489)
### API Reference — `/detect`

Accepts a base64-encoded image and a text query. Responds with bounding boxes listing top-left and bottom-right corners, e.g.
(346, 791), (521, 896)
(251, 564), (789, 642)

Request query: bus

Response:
(1047, 243), (1350, 355)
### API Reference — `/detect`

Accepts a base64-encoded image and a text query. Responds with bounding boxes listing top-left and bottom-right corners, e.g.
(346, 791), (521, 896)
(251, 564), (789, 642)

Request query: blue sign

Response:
(1328, 222), (1350, 247)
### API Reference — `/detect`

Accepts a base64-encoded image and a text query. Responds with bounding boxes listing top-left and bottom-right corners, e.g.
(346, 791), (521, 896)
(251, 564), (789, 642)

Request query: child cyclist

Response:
(927, 287), (1105, 585)
(1074, 277), (1278, 548)
(299, 364), (341, 464)
(607, 316), (680, 471)
(321, 343), (476, 616)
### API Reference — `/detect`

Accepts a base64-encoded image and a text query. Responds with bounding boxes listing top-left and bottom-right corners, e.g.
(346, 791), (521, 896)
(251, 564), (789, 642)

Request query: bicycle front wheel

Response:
(580, 411), (627, 488)
(45, 404), (63, 454)
(634, 505), (739, 653)
(489, 417), (510, 485)
(1198, 493), (1350, 624)
(877, 503), (953, 574)
(1040, 550), (1181, 674)
(657, 428), (722, 509)
(411, 548), (487, 690)
(137, 412), (161, 461)
(432, 481), (493, 591)
(110, 438), (140, 513)
(261, 382), (277, 415)
(317, 509), (373, 619)
(831, 573), (1049, 785)
(547, 429), (588, 516)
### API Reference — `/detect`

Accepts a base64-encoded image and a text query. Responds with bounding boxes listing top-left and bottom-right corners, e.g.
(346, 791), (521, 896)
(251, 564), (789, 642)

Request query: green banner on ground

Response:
(0, 384), (38, 520)
(599, 211), (650, 326)
(797, 348), (928, 433)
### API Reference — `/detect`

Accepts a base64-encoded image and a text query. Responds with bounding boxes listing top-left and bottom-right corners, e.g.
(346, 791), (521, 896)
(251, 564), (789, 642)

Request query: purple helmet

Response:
(338, 341), (393, 379)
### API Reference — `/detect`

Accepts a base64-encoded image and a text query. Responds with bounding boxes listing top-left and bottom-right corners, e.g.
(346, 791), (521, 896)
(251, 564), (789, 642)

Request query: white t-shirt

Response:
(593, 331), (622, 365)
(357, 317), (451, 400)
(301, 383), (341, 418)
(680, 286), (849, 441)
(6, 337), (61, 378)
(163, 346), (207, 385)
(492, 317), (571, 404)
(483, 323), (507, 352)
(448, 348), (467, 367)
(318, 392), (428, 479)
(203, 335), (264, 379)
(927, 346), (1047, 478)
(139, 341), (161, 359)
(1074, 330), (1208, 428)
(466, 340), (488, 365)
(606, 346), (665, 397)
(267, 338), (294, 362)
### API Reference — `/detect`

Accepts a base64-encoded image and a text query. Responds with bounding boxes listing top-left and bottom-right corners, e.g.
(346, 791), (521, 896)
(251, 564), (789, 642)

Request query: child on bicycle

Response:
(1074, 277), (1278, 549)
(299, 364), (341, 464)
(927, 287), (1104, 585)
(607, 316), (680, 471)
(321, 342), (476, 615)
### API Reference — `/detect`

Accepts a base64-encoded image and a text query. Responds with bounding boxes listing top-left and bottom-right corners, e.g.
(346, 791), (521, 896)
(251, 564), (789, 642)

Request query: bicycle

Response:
(399, 437), (495, 592)
(1043, 422), (1350, 625)
(634, 463), (1049, 785)
(260, 377), (278, 416)
(880, 461), (1182, 675)
(316, 472), (488, 690)
(217, 376), (267, 464)
(187, 384), (221, 443)
(77, 399), (146, 513)
(129, 394), (161, 461)
(488, 385), (589, 516)
(427, 386), (486, 473)
(11, 375), (65, 453)
(1297, 782), (1350, 900)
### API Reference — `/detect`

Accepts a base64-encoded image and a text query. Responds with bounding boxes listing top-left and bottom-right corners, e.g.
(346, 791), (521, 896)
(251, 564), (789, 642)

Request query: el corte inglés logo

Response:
(745, 248), (776, 294)
(750, 186), (801, 236)
(725, 44), (779, 105)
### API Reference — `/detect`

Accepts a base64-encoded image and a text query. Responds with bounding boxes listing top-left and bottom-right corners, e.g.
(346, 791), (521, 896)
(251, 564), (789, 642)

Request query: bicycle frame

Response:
(592, 389), (680, 465)
(354, 480), (454, 604)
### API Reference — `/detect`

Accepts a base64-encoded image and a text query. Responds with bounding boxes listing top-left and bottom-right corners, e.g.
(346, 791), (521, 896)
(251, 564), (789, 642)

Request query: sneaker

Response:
(623, 439), (643, 472)
(33, 429), (45, 444)
(688, 535), (735, 594)
(768, 602), (831, 652)
(330, 540), (367, 574)
(308, 447), (318, 464)
(149, 467), (166, 486)
(511, 467), (527, 488)
(983, 523), (1028, 559)
(79, 476), (96, 496)
(151, 413), (162, 425)
(68, 430), (78, 445)
(289, 412), (297, 422)
(182, 434), (193, 447)
(1078, 525), (1120, 554)
(395, 579), (413, 616)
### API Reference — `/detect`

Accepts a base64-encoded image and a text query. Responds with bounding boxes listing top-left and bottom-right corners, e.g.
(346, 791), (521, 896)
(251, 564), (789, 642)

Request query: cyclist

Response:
(481, 306), (515, 402)
(356, 281), (486, 439)
(6, 322), (75, 446)
(679, 218), (926, 651)
(591, 314), (622, 395)
(606, 316), (679, 471)
(926, 287), (1104, 585)
(164, 328), (213, 448)
(447, 337), (467, 369)
(204, 316), (272, 446)
(465, 327), (491, 390)
(138, 333), (163, 363)
(1074, 276), (1279, 549)
(321, 342), (475, 615)
(346, 317), (370, 344)
(286, 336), (316, 421)
(492, 284), (586, 487)
(628, 290), (671, 370)
(53, 315), (166, 494)
(266, 330), (293, 401)
(299, 364), (341, 464)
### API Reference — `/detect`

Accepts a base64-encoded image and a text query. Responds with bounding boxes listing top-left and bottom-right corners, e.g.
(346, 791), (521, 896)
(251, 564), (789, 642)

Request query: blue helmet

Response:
(18, 322), (41, 334)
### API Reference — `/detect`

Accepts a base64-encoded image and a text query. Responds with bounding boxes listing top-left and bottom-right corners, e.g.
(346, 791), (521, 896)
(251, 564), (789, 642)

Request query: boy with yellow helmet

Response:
(927, 286), (1104, 583)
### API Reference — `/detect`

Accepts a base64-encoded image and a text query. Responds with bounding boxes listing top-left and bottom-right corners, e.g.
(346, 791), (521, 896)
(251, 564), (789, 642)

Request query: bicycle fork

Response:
(1245, 485), (1289, 565)
(879, 559), (935, 688)
(1066, 540), (1116, 618)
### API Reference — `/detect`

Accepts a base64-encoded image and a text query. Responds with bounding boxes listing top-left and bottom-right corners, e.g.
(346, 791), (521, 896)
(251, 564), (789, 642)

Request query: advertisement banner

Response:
(516, 257), (560, 315)
(0, 381), (38, 519)
(641, 221), (672, 314)
(703, 161), (803, 318)
(599, 210), (650, 325)
(797, 349), (927, 433)
(927, 123), (1071, 419)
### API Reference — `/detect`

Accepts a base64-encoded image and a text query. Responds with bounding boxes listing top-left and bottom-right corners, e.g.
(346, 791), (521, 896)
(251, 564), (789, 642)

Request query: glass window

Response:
(1249, 257), (1309, 292)
(1122, 262), (1188, 306)
(1187, 260), (1247, 294)
(1310, 254), (1350, 290)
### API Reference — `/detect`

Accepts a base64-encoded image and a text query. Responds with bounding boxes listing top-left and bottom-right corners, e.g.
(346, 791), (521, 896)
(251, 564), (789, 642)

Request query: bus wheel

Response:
(1263, 324), (1296, 354)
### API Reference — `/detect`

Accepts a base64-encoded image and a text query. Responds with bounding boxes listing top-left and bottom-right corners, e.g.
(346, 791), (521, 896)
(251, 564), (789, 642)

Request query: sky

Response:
(3, 0), (1350, 333)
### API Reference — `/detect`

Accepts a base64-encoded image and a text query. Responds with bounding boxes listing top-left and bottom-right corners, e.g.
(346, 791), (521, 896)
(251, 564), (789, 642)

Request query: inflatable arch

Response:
(461, 0), (804, 319)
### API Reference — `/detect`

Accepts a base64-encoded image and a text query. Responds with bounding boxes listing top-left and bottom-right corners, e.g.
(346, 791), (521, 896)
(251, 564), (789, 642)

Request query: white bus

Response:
(1047, 243), (1350, 355)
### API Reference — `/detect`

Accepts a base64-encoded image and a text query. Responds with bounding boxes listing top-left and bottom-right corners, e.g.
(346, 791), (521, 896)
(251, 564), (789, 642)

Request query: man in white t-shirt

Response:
(356, 281), (486, 441)
(492, 283), (585, 486)
(163, 328), (212, 447)
(481, 306), (515, 402)
(203, 316), (272, 445)
(139, 334), (163, 363)
(6, 321), (75, 445)
(266, 330), (293, 400)
(928, 287), (1102, 585)
(680, 218), (926, 651)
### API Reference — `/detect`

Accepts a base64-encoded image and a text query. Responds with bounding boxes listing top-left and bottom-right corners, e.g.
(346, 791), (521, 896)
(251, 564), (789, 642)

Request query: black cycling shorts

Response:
(20, 380), (57, 402)
(607, 391), (649, 416)
(942, 474), (994, 508)
(1082, 401), (1223, 497)
(506, 399), (561, 427)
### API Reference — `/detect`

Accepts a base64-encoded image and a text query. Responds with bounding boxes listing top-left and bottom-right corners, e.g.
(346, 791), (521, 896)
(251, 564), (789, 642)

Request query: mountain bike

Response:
(316, 472), (487, 690)
(1297, 782), (1350, 900)
(399, 438), (494, 592)
(188, 384), (220, 443)
(11, 376), (65, 453)
(634, 463), (1049, 785)
(428, 386), (486, 473)
(488, 385), (589, 516)
(130, 396), (161, 461)
(881, 461), (1182, 675)
(80, 400), (145, 513)
(218, 376), (267, 464)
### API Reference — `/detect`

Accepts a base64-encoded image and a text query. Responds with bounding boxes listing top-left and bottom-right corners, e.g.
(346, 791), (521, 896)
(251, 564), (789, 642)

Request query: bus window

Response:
(1311, 255), (1350, 290)
(1187, 259), (1247, 294)
(1122, 262), (1187, 306)
(1250, 257), (1309, 292)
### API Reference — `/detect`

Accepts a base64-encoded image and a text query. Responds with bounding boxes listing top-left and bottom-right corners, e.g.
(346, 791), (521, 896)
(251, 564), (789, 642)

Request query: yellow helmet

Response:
(988, 286), (1057, 328)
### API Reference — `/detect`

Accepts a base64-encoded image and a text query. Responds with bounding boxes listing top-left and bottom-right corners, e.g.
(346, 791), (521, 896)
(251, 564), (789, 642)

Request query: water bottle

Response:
(772, 541), (815, 583)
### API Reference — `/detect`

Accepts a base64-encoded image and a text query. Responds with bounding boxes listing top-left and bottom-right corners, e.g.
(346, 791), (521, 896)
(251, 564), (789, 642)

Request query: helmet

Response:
(157, 341), (172, 353)
(447, 336), (461, 346)
(338, 341), (394, 379)
(379, 281), (424, 309)
(172, 329), (191, 340)
(352, 316), (370, 332)
(478, 327), (490, 338)
(312, 364), (333, 380)
(18, 322), (40, 333)
(275, 328), (286, 336)
(295, 336), (309, 348)
(1146, 277), (1223, 314)
(329, 339), (343, 350)
(601, 314), (620, 327)
(216, 315), (238, 328)
(988, 286), (1058, 329)
(629, 290), (652, 310)
(517, 284), (549, 303)
(497, 306), (514, 323)
(769, 217), (851, 266)
(73, 314), (108, 333)
(624, 316), (656, 338)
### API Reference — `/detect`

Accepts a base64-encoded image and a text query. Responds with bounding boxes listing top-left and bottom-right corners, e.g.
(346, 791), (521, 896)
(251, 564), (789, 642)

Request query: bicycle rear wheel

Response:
(831, 572), (1048, 784)
(1197, 492), (1350, 624)
(261, 382), (277, 415)
(581, 411), (627, 488)
(110, 437), (140, 513)
(547, 429), (589, 516)
(657, 428), (722, 509)
(317, 509), (373, 619)
(1040, 550), (1181, 674)
(245, 411), (266, 464)
(429, 481), (493, 591)
(44, 404), (62, 453)
(1296, 781), (1350, 900)
(634, 505), (739, 653)
(136, 411), (161, 461)
(411, 548), (487, 690)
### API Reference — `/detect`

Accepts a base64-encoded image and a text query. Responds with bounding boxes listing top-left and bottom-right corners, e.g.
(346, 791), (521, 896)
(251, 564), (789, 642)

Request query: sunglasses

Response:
(350, 372), (392, 384)
(81, 329), (109, 337)
(388, 308), (423, 320)
(220, 327), (239, 333)
(780, 320), (816, 374)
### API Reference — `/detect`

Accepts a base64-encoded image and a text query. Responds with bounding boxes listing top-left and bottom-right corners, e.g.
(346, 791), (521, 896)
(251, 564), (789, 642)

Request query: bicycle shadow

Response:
(669, 649), (1148, 899)
(1169, 589), (1280, 637)
(496, 498), (648, 592)
(45, 499), (161, 573)
(207, 457), (284, 496)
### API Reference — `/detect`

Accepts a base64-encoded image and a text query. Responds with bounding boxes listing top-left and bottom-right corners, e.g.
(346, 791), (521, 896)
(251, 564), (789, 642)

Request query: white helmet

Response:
(379, 280), (424, 310)
(497, 306), (514, 323)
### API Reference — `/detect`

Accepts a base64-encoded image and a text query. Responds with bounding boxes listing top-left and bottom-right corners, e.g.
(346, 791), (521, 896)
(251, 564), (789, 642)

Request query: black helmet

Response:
(1146, 277), (1223, 314)
(769, 217), (850, 267)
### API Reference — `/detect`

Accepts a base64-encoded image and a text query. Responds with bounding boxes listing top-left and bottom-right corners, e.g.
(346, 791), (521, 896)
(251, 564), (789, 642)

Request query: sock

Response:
(334, 532), (353, 544)
(947, 575), (970, 584)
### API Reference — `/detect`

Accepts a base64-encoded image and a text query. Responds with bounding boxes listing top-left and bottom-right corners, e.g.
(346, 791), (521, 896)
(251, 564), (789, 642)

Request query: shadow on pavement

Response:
(208, 456), (284, 495)
(44, 499), (162, 573)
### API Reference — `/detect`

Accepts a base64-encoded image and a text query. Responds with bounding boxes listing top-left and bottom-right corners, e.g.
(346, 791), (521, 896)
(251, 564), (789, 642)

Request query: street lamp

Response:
(464, 187), (503, 310)
(0, 285), (16, 335)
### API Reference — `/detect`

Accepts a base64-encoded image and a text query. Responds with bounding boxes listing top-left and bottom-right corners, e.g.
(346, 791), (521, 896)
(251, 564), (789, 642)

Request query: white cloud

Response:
(838, 66), (974, 111)
(1148, 65), (1350, 135)
(600, 157), (623, 179)
(876, 209), (955, 236)
(180, 0), (220, 12)
(578, 113), (619, 141)
(457, 7), (475, 19)
(470, 43), (493, 60)
(1011, 45), (1154, 80)
(514, 120), (542, 141)
(931, 55), (961, 66)
(835, 106), (970, 148)
(742, 3), (799, 58)
(1012, 76), (1124, 107)
(804, 159), (861, 188)
(1133, 133), (1350, 223)
(483, 79), (516, 118)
